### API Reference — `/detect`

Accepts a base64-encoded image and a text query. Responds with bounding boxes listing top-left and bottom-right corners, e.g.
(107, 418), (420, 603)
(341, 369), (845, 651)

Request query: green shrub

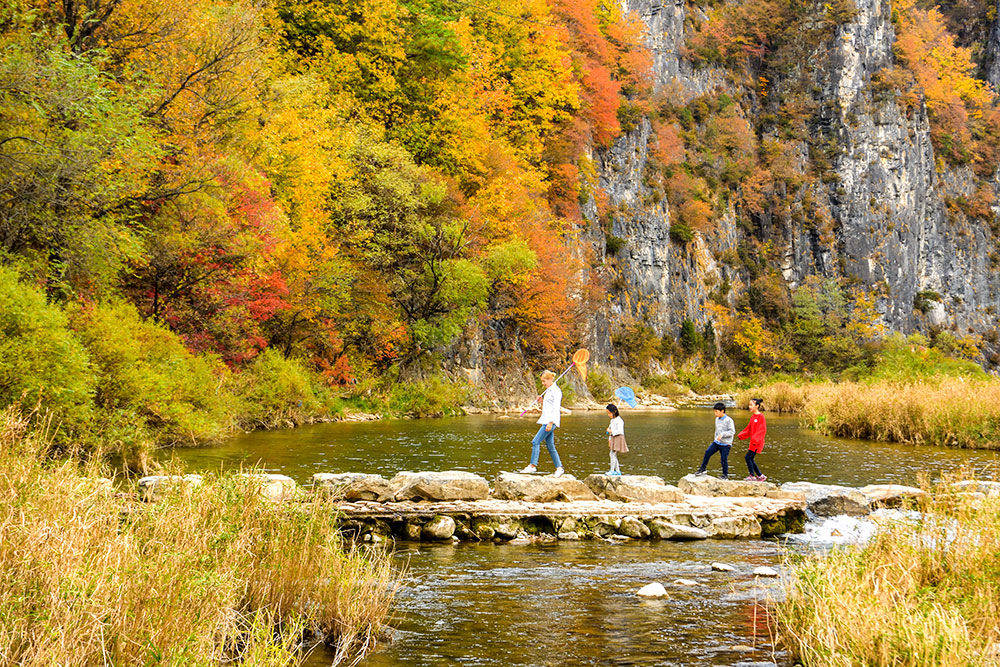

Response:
(586, 368), (614, 401)
(387, 375), (470, 418)
(0, 265), (94, 432)
(679, 319), (702, 354)
(669, 222), (694, 243)
(642, 374), (689, 398)
(675, 367), (725, 395)
(605, 235), (626, 255)
(71, 301), (233, 447)
(237, 349), (333, 428)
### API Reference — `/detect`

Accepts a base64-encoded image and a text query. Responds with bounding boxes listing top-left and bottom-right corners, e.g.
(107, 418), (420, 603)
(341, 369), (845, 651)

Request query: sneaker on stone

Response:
(520, 464), (537, 474)
(553, 467), (565, 478)
(610, 470), (622, 476)
(693, 469), (707, 477)
(744, 475), (757, 481)
(756, 475), (767, 482)
(605, 470), (616, 475)
(721, 475), (729, 480)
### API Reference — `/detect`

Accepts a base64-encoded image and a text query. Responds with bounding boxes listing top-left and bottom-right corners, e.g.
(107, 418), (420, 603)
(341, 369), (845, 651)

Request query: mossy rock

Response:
(760, 509), (806, 537)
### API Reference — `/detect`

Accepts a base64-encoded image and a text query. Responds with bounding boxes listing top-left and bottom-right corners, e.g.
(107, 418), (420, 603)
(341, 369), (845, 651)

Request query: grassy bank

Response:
(0, 408), (399, 666)
(776, 479), (1000, 666)
(735, 341), (1000, 449)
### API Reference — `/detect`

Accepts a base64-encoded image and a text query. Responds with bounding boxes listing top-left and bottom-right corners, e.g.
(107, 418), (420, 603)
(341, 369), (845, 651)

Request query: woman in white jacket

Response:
(520, 370), (565, 477)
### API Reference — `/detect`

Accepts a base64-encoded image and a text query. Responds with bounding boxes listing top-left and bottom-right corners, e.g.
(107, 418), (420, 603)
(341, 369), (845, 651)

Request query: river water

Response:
(168, 409), (998, 667)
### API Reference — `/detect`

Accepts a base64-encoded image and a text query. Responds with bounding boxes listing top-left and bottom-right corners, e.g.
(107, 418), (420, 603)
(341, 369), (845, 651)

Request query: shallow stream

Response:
(167, 409), (998, 666)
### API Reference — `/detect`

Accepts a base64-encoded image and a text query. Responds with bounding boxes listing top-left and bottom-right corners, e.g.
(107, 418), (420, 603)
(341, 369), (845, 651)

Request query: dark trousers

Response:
(699, 442), (730, 476)
(745, 450), (762, 476)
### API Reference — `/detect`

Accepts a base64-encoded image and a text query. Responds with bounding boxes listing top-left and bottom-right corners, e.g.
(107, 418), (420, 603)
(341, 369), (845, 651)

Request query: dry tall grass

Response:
(803, 378), (1000, 449)
(776, 477), (1000, 667)
(0, 408), (398, 666)
(737, 382), (811, 413)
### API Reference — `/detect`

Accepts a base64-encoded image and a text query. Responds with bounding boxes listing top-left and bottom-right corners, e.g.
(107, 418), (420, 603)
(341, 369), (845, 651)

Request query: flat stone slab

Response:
(678, 474), (781, 498)
(781, 482), (869, 516)
(493, 472), (598, 502)
(237, 473), (297, 502)
(859, 484), (926, 508)
(947, 480), (1000, 497)
(312, 473), (392, 501)
(137, 474), (202, 502)
(389, 471), (490, 502)
(583, 474), (684, 503)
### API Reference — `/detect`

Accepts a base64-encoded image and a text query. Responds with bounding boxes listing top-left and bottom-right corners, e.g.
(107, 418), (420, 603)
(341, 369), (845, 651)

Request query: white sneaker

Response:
(520, 464), (537, 473)
(553, 467), (565, 478)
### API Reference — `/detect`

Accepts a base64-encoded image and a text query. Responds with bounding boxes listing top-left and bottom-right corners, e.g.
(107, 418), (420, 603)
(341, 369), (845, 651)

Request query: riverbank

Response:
(0, 409), (398, 666)
(739, 377), (1000, 449)
(776, 477), (1000, 666)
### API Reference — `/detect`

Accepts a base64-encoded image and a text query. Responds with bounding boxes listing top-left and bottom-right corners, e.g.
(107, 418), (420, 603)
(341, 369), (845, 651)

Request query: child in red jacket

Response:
(738, 397), (767, 481)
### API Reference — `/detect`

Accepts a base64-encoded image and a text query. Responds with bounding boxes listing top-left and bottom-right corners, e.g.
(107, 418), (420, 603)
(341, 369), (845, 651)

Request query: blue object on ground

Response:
(614, 386), (638, 408)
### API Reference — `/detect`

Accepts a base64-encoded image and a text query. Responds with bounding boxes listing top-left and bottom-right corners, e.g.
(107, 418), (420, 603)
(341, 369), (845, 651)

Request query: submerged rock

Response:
(312, 473), (392, 501)
(137, 474), (203, 502)
(583, 474), (684, 503)
(492, 472), (598, 502)
(390, 471), (490, 502)
(636, 582), (669, 597)
(781, 482), (868, 516)
(558, 531), (581, 540)
(711, 562), (735, 572)
(673, 578), (698, 586)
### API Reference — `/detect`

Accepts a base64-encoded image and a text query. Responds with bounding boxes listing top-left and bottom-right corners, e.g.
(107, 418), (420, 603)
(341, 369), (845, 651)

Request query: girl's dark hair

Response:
(606, 403), (620, 418)
(751, 397), (764, 409)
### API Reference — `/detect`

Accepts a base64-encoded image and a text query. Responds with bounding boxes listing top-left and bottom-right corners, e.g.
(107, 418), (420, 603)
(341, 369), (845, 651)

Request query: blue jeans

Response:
(699, 441), (731, 476)
(531, 424), (562, 468)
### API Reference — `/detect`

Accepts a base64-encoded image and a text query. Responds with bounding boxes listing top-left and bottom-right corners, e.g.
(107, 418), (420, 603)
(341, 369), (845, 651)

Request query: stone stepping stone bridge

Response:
(136, 470), (925, 544)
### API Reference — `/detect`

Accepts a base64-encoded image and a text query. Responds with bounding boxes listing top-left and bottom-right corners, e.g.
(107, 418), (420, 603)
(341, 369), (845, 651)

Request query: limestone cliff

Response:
(585, 0), (1000, 356)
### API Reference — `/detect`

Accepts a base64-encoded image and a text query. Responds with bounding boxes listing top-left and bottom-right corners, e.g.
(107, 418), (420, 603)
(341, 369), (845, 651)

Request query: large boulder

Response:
(677, 474), (776, 497)
(583, 475), (684, 503)
(648, 519), (709, 540)
(781, 482), (868, 516)
(421, 515), (457, 540)
(237, 473), (298, 502)
(312, 473), (392, 501)
(859, 484), (926, 508)
(389, 471), (490, 502)
(618, 516), (651, 538)
(492, 472), (598, 502)
(137, 474), (202, 502)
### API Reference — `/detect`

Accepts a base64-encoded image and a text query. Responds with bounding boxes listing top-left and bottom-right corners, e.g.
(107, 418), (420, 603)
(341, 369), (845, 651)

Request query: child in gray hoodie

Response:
(694, 402), (735, 479)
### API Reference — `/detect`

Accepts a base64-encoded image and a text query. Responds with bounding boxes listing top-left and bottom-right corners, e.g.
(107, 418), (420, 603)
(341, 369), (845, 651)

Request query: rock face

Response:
(137, 474), (202, 502)
(390, 471), (490, 502)
(238, 473), (298, 502)
(781, 482), (869, 516)
(492, 472), (598, 502)
(583, 474), (684, 503)
(312, 473), (392, 501)
(677, 474), (777, 498)
(564, 0), (1000, 364)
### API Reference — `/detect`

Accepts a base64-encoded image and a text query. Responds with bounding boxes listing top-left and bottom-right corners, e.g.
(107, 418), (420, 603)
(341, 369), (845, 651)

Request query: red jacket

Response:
(738, 413), (767, 452)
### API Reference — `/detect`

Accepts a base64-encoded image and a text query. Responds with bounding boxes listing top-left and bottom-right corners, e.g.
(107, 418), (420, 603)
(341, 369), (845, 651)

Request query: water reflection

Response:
(168, 409), (999, 487)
